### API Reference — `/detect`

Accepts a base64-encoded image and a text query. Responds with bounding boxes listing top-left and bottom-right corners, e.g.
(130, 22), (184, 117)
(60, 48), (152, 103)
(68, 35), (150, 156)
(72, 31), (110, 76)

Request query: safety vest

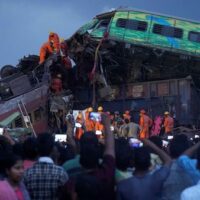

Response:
(139, 115), (152, 139)
(164, 116), (174, 133)
(85, 111), (95, 132)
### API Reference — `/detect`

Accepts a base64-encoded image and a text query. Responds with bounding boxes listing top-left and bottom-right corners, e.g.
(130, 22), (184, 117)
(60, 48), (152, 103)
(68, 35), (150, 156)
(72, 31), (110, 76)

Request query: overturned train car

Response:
(1, 8), (200, 128)
(67, 8), (200, 126)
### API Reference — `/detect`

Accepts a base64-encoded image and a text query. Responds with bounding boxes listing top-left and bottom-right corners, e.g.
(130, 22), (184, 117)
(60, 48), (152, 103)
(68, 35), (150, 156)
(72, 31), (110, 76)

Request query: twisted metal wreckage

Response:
(1, 9), (200, 136)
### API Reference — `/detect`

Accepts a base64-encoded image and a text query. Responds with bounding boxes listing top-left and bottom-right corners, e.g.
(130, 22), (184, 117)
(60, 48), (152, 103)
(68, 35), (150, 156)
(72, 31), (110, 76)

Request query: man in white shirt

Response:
(181, 181), (200, 200)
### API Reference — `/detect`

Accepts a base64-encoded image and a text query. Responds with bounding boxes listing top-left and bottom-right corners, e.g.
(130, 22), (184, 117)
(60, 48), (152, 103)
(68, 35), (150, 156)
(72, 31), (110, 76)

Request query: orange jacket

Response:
(75, 117), (84, 140)
(139, 114), (152, 139)
(164, 116), (174, 133)
(39, 32), (60, 64)
(85, 111), (95, 132)
(95, 121), (104, 132)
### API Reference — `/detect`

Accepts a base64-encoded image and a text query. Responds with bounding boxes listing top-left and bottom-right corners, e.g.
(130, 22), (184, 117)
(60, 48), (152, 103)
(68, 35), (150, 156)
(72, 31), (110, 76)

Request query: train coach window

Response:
(116, 18), (127, 28)
(116, 18), (148, 32)
(14, 117), (23, 128)
(127, 20), (147, 31)
(153, 24), (183, 39)
(34, 109), (41, 121)
(96, 20), (110, 30)
(188, 31), (200, 43)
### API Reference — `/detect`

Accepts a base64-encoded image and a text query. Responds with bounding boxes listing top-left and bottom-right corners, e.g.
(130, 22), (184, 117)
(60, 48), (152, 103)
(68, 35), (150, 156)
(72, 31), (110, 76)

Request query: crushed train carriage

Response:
(1, 8), (200, 134)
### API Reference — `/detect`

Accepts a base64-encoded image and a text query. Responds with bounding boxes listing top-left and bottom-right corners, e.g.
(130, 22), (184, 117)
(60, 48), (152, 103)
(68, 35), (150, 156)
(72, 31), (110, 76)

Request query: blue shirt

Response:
(117, 166), (170, 200)
(178, 155), (200, 184)
(161, 160), (193, 200)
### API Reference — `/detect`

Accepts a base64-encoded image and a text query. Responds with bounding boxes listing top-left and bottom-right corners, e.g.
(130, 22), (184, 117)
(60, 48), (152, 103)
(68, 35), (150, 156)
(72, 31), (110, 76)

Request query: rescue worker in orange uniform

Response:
(75, 112), (84, 140)
(85, 107), (95, 132)
(139, 109), (152, 139)
(163, 111), (174, 134)
(123, 110), (131, 122)
(39, 32), (60, 64)
(95, 106), (104, 136)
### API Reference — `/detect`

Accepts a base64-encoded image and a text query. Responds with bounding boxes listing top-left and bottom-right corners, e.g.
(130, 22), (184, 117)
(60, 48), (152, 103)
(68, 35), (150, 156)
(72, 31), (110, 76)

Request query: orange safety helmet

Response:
(140, 109), (146, 114)
(60, 38), (65, 43)
(48, 32), (60, 51)
(98, 106), (103, 112)
(77, 112), (83, 119)
(87, 107), (93, 112)
(125, 110), (130, 115)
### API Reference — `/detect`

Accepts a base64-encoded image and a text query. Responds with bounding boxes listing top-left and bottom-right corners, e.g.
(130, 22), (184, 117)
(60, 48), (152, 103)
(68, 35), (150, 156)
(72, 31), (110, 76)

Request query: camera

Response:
(89, 112), (101, 122)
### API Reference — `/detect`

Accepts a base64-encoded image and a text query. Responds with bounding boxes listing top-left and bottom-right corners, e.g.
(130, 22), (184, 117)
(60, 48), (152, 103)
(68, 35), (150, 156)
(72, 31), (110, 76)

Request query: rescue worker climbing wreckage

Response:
(39, 32), (72, 87)
(39, 32), (74, 134)
(39, 32), (60, 64)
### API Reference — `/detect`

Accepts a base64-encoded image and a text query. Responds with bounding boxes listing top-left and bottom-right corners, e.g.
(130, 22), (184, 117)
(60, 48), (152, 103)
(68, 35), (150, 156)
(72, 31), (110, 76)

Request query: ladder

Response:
(17, 100), (36, 137)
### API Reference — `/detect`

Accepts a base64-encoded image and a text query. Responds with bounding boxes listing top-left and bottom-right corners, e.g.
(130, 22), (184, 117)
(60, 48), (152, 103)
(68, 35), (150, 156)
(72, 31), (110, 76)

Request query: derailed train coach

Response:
(73, 76), (200, 127)
(77, 8), (200, 55)
(68, 8), (200, 127)
(1, 8), (200, 129)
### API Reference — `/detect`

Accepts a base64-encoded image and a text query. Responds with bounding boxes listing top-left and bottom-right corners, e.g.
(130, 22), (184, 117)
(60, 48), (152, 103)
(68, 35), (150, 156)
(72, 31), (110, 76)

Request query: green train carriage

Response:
(78, 9), (200, 57)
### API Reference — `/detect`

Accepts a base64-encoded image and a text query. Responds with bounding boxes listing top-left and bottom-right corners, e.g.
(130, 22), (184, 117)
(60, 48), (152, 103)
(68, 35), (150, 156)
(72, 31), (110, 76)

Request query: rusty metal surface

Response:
(0, 84), (48, 115)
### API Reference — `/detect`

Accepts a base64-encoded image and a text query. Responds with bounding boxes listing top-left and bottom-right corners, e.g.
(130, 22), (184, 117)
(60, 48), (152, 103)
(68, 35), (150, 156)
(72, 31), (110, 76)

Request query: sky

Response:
(0, 0), (200, 67)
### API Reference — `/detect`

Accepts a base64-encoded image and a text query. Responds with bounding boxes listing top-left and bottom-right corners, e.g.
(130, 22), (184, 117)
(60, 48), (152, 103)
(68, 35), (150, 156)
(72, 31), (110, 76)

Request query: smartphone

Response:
(55, 134), (66, 142)
(75, 123), (82, 128)
(167, 135), (174, 140)
(89, 112), (101, 122)
(162, 140), (169, 147)
(0, 128), (4, 135)
(110, 126), (114, 131)
(129, 138), (143, 148)
(95, 130), (102, 135)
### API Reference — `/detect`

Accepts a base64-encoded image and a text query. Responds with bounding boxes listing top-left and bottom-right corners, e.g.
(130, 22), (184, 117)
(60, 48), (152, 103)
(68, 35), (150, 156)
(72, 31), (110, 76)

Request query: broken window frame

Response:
(95, 19), (111, 31)
(77, 19), (99, 35)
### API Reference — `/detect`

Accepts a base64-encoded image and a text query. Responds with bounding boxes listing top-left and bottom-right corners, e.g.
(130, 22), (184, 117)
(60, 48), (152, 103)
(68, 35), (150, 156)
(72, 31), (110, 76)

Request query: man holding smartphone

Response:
(60, 113), (115, 200)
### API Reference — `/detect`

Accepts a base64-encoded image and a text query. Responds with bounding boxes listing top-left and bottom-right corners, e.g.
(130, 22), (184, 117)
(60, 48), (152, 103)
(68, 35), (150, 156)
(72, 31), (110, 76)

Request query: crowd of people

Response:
(73, 106), (174, 142)
(0, 32), (197, 199)
(0, 112), (199, 200)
